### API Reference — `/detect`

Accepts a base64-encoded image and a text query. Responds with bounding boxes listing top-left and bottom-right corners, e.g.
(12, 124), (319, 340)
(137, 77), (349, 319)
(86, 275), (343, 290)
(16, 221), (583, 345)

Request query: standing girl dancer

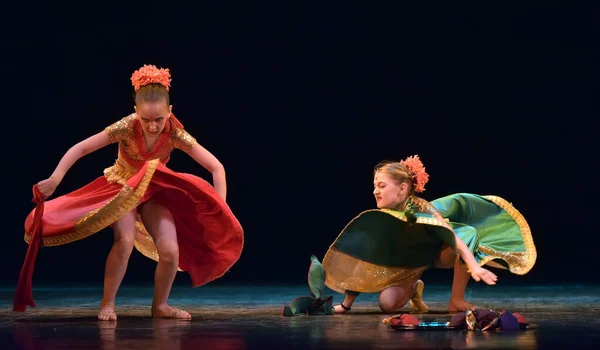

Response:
(16, 64), (244, 320)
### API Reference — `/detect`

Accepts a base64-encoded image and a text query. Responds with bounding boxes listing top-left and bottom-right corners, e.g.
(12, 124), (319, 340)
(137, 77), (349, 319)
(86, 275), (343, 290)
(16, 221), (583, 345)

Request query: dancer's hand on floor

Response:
(470, 266), (498, 285)
(37, 177), (58, 198)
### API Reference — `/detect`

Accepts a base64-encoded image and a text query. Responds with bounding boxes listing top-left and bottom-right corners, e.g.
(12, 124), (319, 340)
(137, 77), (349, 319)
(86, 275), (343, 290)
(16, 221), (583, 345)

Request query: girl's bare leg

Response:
(99, 210), (137, 321)
(334, 290), (360, 313)
(448, 259), (473, 312)
(378, 283), (413, 313)
(139, 200), (191, 320)
(434, 244), (474, 312)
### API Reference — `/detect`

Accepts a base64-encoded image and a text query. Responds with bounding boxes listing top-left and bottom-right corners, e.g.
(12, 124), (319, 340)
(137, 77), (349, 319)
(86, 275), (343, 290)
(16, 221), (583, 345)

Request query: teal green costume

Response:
(283, 193), (536, 315)
(321, 193), (536, 295)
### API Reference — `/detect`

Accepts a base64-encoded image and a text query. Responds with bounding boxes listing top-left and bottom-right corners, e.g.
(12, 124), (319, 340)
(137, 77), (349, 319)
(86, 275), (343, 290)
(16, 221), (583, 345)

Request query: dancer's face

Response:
(135, 101), (172, 136)
(373, 170), (409, 210)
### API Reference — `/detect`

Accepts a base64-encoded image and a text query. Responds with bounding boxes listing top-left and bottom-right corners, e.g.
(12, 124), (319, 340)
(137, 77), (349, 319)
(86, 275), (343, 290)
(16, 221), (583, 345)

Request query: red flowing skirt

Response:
(24, 159), (244, 287)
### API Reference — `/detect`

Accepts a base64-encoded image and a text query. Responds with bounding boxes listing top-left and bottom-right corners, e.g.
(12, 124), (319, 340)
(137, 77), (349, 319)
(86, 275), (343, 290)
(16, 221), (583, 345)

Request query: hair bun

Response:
(131, 64), (171, 91)
(400, 155), (429, 193)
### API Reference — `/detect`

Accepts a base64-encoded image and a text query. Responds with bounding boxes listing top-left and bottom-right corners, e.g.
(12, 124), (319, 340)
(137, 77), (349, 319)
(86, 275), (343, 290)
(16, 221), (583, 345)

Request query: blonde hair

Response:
(374, 161), (415, 195)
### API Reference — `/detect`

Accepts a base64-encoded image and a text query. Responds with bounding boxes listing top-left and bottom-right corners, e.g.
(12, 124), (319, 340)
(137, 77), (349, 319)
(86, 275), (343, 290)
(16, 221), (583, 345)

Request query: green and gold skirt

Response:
(323, 209), (456, 294)
(432, 193), (536, 275)
(323, 194), (537, 294)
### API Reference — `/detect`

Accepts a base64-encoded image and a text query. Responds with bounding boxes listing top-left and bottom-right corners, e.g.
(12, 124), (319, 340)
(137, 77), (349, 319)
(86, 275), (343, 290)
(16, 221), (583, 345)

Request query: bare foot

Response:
(333, 303), (351, 313)
(409, 280), (429, 314)
(152, 305), (192, 320)
(448, 299), (475, 313)
(98, 303), (117, 321)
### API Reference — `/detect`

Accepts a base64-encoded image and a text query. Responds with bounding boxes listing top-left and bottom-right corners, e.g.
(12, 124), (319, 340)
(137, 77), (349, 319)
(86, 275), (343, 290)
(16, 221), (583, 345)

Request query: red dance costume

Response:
(16, 113), (244, 311)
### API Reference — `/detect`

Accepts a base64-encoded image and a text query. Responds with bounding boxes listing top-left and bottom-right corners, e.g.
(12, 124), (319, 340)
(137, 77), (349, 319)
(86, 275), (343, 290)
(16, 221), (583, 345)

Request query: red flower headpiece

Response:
(400, 155), (430, 193)
(131, 64), (171, 91)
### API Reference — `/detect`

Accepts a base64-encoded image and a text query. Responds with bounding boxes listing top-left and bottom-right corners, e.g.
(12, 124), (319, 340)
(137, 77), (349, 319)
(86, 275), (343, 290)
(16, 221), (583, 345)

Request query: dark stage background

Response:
(2, 3), (598, 291)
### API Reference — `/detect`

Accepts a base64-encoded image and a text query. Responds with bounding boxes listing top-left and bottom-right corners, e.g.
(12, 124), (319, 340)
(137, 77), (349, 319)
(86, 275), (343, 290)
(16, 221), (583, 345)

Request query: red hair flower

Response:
(130, 64), (171, 91)
(401, 155), (430, 193)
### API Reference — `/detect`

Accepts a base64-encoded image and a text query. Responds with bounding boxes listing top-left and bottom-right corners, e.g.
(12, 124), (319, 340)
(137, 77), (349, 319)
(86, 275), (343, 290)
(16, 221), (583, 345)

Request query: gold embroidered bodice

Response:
(411, 196), (454, 232)
(102, 114), (197, 185)
(104, 114), (197, 163)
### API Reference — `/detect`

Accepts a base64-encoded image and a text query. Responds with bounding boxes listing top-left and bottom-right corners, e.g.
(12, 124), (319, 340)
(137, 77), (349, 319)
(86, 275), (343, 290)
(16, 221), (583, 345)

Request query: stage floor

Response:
(1, 284), (599, 349)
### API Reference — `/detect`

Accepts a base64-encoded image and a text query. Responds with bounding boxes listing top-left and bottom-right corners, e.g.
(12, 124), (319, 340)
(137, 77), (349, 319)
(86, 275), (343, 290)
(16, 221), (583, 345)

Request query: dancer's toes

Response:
(334, 303), (351, 314)
(98, 303), (117, 321)
(152, 305), (192, 320)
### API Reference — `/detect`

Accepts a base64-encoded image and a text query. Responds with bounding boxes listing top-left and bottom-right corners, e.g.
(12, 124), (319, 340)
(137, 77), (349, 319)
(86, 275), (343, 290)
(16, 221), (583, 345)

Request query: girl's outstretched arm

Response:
(37, 131), (112, 197)
(187, 143), (226, 201)
(453, 236), (498, 285)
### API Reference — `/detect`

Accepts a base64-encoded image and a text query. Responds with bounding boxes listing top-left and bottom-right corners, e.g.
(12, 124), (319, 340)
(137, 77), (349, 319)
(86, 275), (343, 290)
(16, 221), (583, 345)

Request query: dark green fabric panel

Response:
(332, 211), (456, 268)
